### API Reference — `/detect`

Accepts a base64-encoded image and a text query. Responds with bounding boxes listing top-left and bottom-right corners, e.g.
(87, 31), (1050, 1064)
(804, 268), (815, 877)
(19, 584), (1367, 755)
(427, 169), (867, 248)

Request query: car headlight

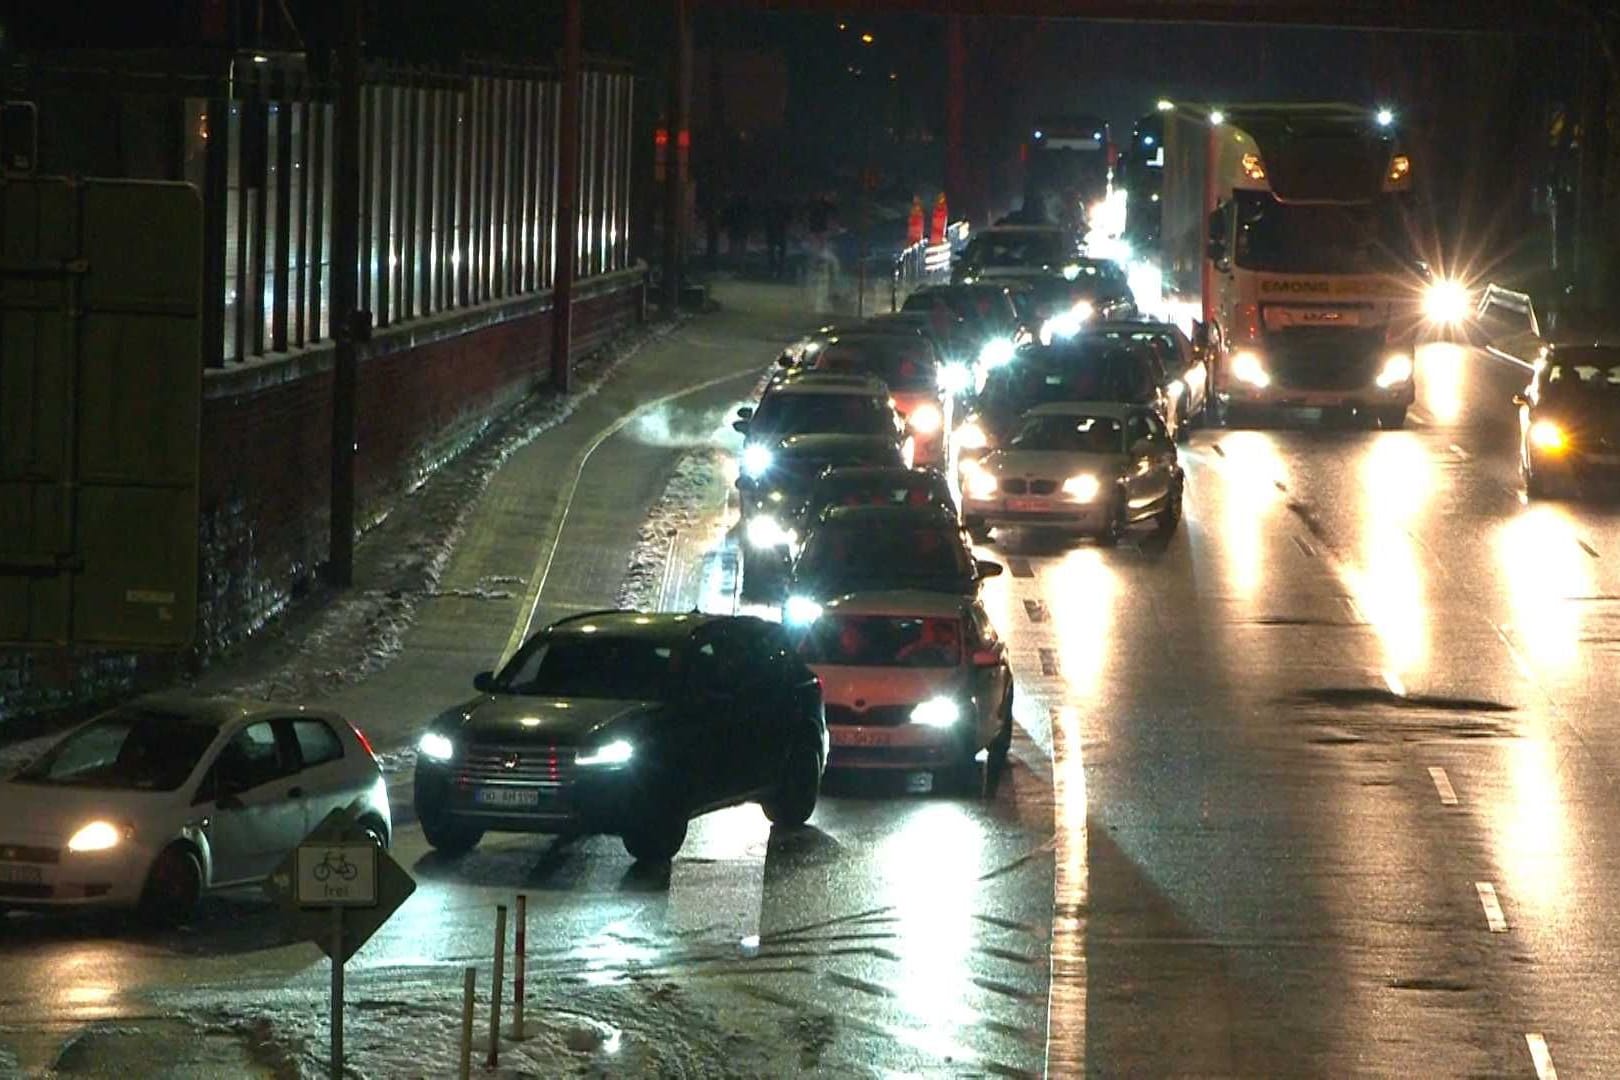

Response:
(66, 821), (124, 853)
(784, 594), (824, 626)
(1231, 349), (1270, 388)
(418, 731), (456, 762)
(1423, 279), (1471, 325)
(1061, 263), (1081, 281)
(742, 444), (774, 479)
(1376, 351), (1414, 389)
(746, 514), (795, 549)
(577, 739), (634, 767)
(963, 463), (999, 500)
(956, 419), (988, 450)
(938, 362), (974, 394)
(1063, 473), (1101, 502)
(909, 402), (944, 434)
(977, 338), (1015, 370)
(910, 697), (961, 728)
(1529, 419), (1567, 452)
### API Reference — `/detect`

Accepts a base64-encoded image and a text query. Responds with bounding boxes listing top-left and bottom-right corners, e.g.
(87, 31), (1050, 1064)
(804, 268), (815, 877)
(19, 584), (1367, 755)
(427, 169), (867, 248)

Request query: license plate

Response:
(0, 864), (42, 885)
(1007, 497), (1049, 512)
(832, 726), (893, 747)
(475, 786), (542, 808)
(905, 772), (935, 794)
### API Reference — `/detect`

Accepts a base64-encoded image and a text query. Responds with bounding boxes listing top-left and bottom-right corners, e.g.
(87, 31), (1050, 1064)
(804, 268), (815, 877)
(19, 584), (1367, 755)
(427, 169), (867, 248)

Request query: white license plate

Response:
(832, 727), (894, 747)
(1006, 497), (1049, 512)
(475, 786), (542, 808)
(0, 864), (43, 885)
(905, 772), (935, 794)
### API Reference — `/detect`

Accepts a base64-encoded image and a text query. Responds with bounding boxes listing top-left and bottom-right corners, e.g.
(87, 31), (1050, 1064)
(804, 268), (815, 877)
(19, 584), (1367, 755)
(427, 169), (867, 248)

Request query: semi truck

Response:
(1159, 102), (1424, 428)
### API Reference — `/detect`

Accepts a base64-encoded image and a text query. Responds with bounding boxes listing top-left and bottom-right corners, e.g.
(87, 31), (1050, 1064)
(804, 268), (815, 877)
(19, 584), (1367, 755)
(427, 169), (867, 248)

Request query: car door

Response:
(683, 628), (747, 806)
(198, 720), (306, 885)
(1123, 412), (1159, 514)
(733, 622), (798, 794)
(1138, 413), (1177, 507)
(289, 715), (359, 830)
(966, 602), (1012, 745)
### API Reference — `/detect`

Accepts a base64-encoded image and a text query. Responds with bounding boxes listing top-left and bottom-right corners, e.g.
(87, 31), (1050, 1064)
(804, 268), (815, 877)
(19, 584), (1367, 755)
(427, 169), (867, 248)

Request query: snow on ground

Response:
(186, 320), (684, 707)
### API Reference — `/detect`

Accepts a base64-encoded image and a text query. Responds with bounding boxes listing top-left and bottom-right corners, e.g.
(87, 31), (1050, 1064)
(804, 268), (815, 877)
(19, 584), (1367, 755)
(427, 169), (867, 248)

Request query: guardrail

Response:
(890, 220), (971, 311)
(1476, 283), (1541, 338)
(1475, 283), (1543, 371)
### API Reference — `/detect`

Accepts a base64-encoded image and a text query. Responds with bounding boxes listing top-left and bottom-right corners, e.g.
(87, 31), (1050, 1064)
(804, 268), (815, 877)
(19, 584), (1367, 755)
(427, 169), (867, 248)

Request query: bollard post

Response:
(458, 967), (475, 1080)
(512, 894), (527, 1039)
(487, 904), (507, 1068)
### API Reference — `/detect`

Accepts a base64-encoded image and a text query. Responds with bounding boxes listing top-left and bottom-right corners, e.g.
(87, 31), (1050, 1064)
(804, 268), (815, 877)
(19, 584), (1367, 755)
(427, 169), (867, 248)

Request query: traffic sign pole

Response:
(330, 905), (345, 1078)
(487, 903), (507, 1068)
(512, 894), (527, 1039)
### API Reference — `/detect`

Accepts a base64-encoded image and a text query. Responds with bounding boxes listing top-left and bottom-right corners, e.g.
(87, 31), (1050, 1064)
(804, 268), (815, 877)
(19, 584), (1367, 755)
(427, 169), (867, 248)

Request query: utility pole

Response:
(551, 0), (582, 392)
(663, 0), (691, 314)
(327, 0), (362, 587)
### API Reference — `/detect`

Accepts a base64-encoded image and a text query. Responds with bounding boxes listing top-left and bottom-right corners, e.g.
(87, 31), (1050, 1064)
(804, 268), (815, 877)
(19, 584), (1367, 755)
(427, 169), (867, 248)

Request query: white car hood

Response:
(985, 448), (1124, 480)
(0, 780), (182, 845)
(811, 665), (972, 708)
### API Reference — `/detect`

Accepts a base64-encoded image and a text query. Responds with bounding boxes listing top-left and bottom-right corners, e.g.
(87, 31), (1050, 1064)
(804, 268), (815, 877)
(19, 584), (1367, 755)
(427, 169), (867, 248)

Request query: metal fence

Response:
(210, 56), (635, 365)
(890, 220), (971, 309)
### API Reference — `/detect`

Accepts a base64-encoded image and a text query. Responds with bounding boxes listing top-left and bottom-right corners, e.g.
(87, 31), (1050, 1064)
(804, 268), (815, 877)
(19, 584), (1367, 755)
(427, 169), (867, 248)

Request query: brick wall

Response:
(0, 271), (643, 729)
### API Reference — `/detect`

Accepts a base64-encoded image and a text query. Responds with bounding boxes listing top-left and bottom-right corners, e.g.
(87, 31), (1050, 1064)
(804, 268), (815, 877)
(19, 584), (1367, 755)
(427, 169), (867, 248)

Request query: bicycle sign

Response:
(296, 841), (378, 907)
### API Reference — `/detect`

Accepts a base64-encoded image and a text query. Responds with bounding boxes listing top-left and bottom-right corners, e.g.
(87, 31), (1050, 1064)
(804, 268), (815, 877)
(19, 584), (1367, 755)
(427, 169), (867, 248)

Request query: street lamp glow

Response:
(860, 31), (875, 44)
(1376, 107), (1395, 128)
(1209, 109), (1225, 126)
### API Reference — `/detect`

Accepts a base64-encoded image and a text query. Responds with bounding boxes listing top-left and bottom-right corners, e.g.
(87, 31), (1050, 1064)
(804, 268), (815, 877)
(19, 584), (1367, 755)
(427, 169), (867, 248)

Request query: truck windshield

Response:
(1233, 192), (1410, 275)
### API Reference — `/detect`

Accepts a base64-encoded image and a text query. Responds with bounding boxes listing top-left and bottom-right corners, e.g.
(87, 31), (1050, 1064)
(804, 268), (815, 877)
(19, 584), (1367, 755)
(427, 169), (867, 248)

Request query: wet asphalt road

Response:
(4, 299), (1620, 1077)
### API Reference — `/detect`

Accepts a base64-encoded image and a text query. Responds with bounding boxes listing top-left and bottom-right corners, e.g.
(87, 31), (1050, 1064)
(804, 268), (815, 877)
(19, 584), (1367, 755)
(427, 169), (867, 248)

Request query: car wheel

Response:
(359, 814), (390, 850)
(421, 810), (484, 855)
(1155, 477), (1184, 536)
(1097, 494), (1127, 548)
(622, 814), (689, 863)
(138, 845), (202, 926)
(1524, 459), (1551, 500)
(761, 737), (821, 828)
(988, 691), (1014, 777)
(965, 517), (993, 544)
(1376, 405), (1407, 430)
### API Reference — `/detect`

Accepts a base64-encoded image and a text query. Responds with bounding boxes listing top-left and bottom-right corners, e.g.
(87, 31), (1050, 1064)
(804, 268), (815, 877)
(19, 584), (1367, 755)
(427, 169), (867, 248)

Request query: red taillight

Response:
(350, 723), (378, 760)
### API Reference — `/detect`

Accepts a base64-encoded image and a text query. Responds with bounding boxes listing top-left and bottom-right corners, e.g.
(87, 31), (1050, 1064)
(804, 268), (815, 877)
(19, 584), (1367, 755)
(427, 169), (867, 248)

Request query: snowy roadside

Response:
(185, 317), (687, 708)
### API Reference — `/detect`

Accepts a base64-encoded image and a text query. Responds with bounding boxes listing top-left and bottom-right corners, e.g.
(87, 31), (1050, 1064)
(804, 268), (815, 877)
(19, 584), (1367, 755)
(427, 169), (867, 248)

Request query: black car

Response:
(1006, 261), (1136, 329)
(961, 340), (1168, 463)
(1516, 343), (1620, 498)
(1089, 320), (1211, 440)
(783, 505), (1003, 625)
(903, 284), (1031, 373)
(414, 611), (828, 862)
(800, 466), (957, 529)
(739, 432), (906, 597)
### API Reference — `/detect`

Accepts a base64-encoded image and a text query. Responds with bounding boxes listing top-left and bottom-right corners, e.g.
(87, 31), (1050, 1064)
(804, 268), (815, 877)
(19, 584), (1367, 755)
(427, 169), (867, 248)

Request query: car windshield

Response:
(814, 339), (937, 391)
(1010, 414), (1125, 453)
(15, 710), (219, 791)
(965, 232), (1070, 268)
(751, 393), (893, 438)
(799, 521), (973, 582)
(983, 348), (1151, 418)
(497, 634), (678, 701)
(1545, 354), (1620, 394)
(1233, 191), (1412, 274)
(801, 615), (963, 668)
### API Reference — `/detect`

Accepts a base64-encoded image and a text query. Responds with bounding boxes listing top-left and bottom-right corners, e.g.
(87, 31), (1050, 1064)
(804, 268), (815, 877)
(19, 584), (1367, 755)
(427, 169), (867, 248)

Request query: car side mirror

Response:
(975, 558), (1004, 579)
(1512, 393), (1529, 407)
(777, 353), (794, 369)
(971, 645), (1004, 668)
(732, 419), (750, 434)
(736, 406), (754, 420)
(473, 670), (496, 693)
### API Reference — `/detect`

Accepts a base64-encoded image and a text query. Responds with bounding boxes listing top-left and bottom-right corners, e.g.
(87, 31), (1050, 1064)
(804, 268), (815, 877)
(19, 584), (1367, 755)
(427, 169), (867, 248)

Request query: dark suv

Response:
(415, 612), (827, 862)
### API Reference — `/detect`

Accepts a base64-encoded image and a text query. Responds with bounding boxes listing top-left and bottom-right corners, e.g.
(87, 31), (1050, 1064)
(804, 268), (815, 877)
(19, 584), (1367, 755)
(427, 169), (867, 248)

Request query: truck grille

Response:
(826, 704), (914, 727)
(999, 478), (1057, 496)
(1266, 330), (1384, 392)
(454, 745), (578, 788)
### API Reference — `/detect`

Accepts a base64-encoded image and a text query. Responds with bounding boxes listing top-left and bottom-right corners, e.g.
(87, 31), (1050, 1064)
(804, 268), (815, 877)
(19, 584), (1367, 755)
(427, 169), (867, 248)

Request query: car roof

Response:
(767, 372), (890, 395)
(546, 609), (729, 641)
(120, 693), (333, 728)
(1024, 401), (1139, 420)
(822, 590), (972, 619)
(815, 465), (946, 484)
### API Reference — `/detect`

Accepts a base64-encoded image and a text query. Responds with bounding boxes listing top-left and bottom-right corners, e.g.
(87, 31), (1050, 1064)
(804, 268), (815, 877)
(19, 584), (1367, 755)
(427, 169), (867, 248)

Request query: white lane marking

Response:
(1448, 443), (1470, 460)
(501, 366), (764, 664)
(1475, 882), (1508, 932)
(1525, 1033), (1558, 1079)
(1382, 669), (1407, 698)
(1427, 766), (1458, 805)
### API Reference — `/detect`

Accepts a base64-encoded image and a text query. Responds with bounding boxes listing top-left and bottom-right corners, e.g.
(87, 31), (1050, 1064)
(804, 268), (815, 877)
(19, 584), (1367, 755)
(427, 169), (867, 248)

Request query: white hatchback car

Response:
(0, 696), (390, 922)
(796, 591), (1014, 789)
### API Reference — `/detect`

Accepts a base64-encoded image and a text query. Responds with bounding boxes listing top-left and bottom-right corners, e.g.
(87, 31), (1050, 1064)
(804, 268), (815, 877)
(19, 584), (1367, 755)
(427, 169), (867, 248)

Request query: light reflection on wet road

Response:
(9, 338), (1620, 1076)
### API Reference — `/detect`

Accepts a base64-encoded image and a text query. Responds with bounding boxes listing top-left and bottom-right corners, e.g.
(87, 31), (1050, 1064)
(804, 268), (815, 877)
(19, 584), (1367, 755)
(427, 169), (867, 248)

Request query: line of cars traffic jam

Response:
(4, 201), (1616, 930)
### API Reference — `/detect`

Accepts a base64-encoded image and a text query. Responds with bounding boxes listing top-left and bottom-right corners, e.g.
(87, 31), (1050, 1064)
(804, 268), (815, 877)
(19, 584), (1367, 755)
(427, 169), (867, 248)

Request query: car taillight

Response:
(350, 722), (378, 760)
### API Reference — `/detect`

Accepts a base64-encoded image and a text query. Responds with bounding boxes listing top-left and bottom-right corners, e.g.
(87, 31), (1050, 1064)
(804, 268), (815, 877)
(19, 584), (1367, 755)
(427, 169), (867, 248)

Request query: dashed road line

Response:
(1211, 442), (1226, 457)
(1037, 648), (1061, 677)
(1023, 598), (1049, 623)
(1475, 882), (1508, 932)
(1007, 557), (1035, 579)
(1525, 1033), (1558, 1079)
(1292, 535), (1317, 558)
(1426, 766), (1458, 805)
(1578, 539), (1599, 559)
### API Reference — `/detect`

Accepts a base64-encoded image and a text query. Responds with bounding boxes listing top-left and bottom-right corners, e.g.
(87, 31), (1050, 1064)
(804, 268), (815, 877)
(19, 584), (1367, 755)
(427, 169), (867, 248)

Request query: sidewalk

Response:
(188, 281), (817, 763)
